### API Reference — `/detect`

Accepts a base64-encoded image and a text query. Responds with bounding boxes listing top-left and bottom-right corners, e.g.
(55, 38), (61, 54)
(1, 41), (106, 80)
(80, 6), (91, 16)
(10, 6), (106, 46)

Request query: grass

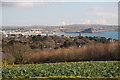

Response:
(2, 61), (120, 79)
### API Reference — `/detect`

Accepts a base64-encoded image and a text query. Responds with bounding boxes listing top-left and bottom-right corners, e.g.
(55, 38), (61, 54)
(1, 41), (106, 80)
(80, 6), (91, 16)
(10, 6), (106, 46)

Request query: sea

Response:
(54, 31), (119, 39)
(23, 31), (119, 39)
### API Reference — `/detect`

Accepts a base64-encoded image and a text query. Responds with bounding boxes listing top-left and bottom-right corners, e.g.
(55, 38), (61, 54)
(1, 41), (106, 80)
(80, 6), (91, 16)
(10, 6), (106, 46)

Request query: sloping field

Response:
(2, 61), (120, 79)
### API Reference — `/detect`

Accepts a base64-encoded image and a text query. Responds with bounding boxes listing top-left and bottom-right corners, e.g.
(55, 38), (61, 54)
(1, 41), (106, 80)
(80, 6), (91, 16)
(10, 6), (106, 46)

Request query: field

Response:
(2, 61), (120, 79)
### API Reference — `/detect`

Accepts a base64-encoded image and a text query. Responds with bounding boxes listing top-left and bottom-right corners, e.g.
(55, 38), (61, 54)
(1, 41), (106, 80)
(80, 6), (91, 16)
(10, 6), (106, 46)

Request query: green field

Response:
(2, 61), (120, 79)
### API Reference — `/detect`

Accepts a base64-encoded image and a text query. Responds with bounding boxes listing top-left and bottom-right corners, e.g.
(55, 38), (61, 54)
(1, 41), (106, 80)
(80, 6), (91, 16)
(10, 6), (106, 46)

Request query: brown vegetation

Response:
(2, 42), (119, 64)
(2, 43), (32, 64)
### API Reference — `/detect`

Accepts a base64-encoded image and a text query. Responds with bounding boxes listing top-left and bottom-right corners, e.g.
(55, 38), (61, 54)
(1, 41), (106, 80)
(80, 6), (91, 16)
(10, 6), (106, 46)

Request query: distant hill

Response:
(81, 28), (99, 33)
(2, 24), (118, 32)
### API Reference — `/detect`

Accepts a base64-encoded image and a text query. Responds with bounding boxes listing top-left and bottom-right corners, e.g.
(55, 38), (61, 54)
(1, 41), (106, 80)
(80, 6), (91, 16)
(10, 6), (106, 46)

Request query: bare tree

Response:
(3, 43), (32, 64)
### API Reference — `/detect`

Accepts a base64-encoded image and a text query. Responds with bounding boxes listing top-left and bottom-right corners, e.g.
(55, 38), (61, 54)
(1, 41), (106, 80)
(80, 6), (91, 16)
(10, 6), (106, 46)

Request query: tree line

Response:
(2, 35), (120, 64)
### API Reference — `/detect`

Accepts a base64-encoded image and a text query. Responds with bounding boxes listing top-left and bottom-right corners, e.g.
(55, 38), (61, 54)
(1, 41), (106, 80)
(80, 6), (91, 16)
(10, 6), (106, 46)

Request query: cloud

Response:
(90, 5), (117, 25)
(83, 19), (108, 25)
(83, 19), (91, 24)
(93, 12), (117, 18)
(2, 0), (69, 2)
(2, 2), (34, 7)
(2, 0), (120, 2)
(2, 2), (50, 8)
(92, 5), (118, 11)
(91, 6), (104, 11)
(95, 19), (107, 24)
(59, 21), (66, 25)
(91, 5), (117, 19)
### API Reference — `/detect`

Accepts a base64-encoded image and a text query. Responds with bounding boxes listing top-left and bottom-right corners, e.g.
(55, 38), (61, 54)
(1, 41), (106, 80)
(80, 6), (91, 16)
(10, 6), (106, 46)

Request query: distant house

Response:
(2, 34), (8, 37)
(46, 33), (55, 36)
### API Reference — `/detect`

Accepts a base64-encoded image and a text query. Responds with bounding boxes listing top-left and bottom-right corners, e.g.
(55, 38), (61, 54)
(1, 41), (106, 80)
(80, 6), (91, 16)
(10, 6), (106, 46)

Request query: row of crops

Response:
(2, 78), (120, 80)
(2, 61), (120, 79)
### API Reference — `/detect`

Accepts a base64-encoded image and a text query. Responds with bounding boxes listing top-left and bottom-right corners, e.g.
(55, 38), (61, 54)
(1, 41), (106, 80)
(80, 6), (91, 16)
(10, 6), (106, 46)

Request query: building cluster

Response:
(1, 28), (56, 38)
(2, 29), (42, 35)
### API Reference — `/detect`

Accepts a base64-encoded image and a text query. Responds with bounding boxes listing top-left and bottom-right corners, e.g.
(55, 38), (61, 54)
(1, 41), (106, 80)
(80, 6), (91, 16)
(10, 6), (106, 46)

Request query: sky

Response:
(1, 2), (118, 26)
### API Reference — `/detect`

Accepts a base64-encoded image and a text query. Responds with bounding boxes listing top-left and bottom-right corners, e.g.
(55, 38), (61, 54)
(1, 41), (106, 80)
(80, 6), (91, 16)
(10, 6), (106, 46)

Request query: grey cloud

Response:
(2, 2), (50, 8)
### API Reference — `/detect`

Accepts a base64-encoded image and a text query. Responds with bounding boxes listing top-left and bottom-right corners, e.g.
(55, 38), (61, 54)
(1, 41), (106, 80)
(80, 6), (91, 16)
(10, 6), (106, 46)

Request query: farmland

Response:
(2, 61), (120, 79)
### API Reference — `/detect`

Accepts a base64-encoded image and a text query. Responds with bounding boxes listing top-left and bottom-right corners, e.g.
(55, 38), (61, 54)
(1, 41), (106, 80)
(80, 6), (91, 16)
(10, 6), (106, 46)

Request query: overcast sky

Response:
(1, 2), (118, 26)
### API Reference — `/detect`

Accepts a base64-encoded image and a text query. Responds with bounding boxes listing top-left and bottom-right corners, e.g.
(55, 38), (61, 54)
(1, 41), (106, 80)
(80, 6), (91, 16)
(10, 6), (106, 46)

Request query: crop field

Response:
(2, 61), (120, 79)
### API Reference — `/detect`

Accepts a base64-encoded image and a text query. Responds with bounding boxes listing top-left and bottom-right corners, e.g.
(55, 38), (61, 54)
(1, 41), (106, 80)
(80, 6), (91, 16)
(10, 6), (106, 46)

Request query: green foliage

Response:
(76, 42), (80, 47)
(2, 43), (8, 47)
(39, 44), (44, 49)
(3, 35), (112, 50)
(63, 41), (74, 48)
(100, 37), (108, 43)
(32, 35), (48, 41)
(2, 61), (120, 79)
(63, 41), (69, 48)
(78, 36), (84, 39)
(88, 36), (93, 40)
(8, 40), (21, 45)
(43, 36), (48, 41)
(32, 36), (41, 41)
(30, 45), (39, 49)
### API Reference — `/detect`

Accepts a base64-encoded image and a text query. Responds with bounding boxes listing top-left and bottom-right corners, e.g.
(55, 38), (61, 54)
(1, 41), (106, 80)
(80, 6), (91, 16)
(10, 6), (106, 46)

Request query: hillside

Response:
(2, 24), (118, 33)
(81, 28), (99, 33)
